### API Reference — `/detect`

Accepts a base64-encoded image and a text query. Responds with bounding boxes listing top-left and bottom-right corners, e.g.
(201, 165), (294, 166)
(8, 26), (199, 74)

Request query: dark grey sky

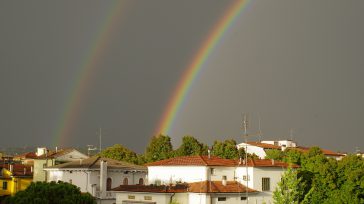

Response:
(1, 0), (363, 153)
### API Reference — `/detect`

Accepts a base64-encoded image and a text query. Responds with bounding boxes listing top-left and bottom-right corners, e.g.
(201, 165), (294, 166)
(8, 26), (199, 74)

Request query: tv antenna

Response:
(241, 113), (259, 204)
(87, 145), (97, 157)
(97, 128), (103, 153)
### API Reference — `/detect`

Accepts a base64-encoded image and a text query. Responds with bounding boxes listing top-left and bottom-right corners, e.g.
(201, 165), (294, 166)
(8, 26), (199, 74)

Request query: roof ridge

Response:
(199, 155), (208, 166)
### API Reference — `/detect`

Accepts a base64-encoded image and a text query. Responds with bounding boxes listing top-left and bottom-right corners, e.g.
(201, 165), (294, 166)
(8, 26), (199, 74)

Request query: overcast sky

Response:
(1, 0), (363, 153)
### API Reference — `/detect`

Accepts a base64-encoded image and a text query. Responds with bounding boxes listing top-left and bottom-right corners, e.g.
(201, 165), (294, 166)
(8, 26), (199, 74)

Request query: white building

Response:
(44, 156), (147, 204)
(237, 140), (344, 160)
(113, 155), (295, 204)
(236, 142), (281, 159)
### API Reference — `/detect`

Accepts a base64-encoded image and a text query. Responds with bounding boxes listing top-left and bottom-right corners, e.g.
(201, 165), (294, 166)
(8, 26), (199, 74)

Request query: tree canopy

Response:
(99, 144), (139, 164)
(145, 134), (173, 162)
(174, 135), (208, 157)
(4, 181), (95, 204)
(211, 139), (241, 159)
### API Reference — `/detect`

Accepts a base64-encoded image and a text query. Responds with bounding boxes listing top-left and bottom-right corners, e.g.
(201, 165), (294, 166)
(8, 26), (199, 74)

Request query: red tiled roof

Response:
(289, 146), (344, 157)
(145, 155), (296, 168)
(245, 142), (281, 149)
(112, 184), (188, 193)
(145, 156), (236, 167)
(112, 181), (257, 194)
(236, 159), (299, 168)
(0, 164), (33, 177)
(188, 181), (257, 193)
(13, 152), (38, 159)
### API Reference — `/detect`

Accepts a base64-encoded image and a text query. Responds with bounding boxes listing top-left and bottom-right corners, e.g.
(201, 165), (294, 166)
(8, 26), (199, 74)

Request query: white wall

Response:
(47, 169), (146, 195)
(234, 167), (254, 188)
(56, 150), (88, 162)
(189, 193), (209, 204)
(237, 143), (267, 159)
(116, 192), (175, 204)
(210, 167), (235, 181)
(148, 166), (208, 184)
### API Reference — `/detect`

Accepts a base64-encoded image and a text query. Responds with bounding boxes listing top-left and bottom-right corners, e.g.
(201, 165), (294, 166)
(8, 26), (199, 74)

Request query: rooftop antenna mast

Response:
(289, 128), (294, 141)
(258, 114), (262, 142)
(242, 113), (250, 204)
(98, 128), (102, 153)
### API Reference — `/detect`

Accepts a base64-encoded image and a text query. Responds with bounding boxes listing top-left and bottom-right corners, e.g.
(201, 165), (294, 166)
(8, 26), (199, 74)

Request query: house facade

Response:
(113, 155), (295, 204)
(44, 156), (147, 204)
(0, 164), (33, 197)
(33, 148), (89, 182)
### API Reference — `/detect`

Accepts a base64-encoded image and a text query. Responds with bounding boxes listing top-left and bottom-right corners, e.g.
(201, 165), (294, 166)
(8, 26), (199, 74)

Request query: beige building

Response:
(33, 148), (88, 182)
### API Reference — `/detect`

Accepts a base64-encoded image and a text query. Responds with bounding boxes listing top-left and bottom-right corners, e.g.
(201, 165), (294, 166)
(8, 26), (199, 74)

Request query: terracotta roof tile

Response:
(0, 164), (33, 177)
(112, 181), (257, 194)
(236, 159), (299, 168)
(188, 181), (257, 193)
(145, 156), (236, 167)
(146, 155), (296, 168)
(44, 156), (146, 171)
(288, 146), (345, 157)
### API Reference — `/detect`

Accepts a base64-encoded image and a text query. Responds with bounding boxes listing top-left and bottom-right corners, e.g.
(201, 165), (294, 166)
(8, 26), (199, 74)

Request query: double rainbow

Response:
(155, 0), (250, 136)
(53, 1), (126, 146)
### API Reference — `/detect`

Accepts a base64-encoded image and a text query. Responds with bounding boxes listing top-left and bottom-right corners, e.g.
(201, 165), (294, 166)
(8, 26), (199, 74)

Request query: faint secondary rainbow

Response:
(53, 1), (126, 147)
(155, 0), (250, 136)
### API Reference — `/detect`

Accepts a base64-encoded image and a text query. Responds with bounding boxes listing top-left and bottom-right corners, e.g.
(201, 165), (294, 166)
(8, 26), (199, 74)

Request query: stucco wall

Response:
(148, 166), (208, 184)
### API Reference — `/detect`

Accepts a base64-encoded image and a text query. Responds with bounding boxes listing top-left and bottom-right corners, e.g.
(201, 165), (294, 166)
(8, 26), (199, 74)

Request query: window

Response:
(262, 177), (270, 191)
(217, 197), (226, 201)
(210, 168), (215, 175)
(241, 197), (247, 200)
(144, 196), (152, 200)
(107, 178), (112, 190)
(128, 195), (135, 199)
(243, 175), (250, 181)
(123, 178), (128, 185)
(138, 178), (144, 185)
(69, 179), (72, 184)
(2, 181), (7, 190)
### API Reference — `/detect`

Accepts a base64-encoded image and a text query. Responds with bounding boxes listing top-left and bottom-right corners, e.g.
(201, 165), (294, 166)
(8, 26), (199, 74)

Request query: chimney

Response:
(9, 164), (13, 173)
(100, 160), (108, 198)
(222, 176), (227, 186)
(208, 149), (211, 159)
(55, 146), (58, 153)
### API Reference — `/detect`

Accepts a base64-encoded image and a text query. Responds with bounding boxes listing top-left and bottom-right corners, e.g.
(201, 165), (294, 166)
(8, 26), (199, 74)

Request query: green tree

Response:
(211, 139), (240, 159)
(174, 135), (208, 157)
(273, 167), (306, 204)
(145, 134), (173, 162)
(265, 149), (284, 160)
(99, 144), (139, 164)
(4, 181), (95, 204)
(283, 149), (303, 165)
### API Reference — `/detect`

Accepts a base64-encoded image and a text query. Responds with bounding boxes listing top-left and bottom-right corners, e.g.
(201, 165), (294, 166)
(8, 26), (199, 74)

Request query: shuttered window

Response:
(262, 177), (270, 191)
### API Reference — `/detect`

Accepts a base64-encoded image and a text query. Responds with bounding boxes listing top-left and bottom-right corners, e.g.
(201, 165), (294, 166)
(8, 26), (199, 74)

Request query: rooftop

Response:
(0, 164), (33, 177)
(45, 156), (146, 171)
(112, 181), (257, 194)
(146, 155), (296, 168)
